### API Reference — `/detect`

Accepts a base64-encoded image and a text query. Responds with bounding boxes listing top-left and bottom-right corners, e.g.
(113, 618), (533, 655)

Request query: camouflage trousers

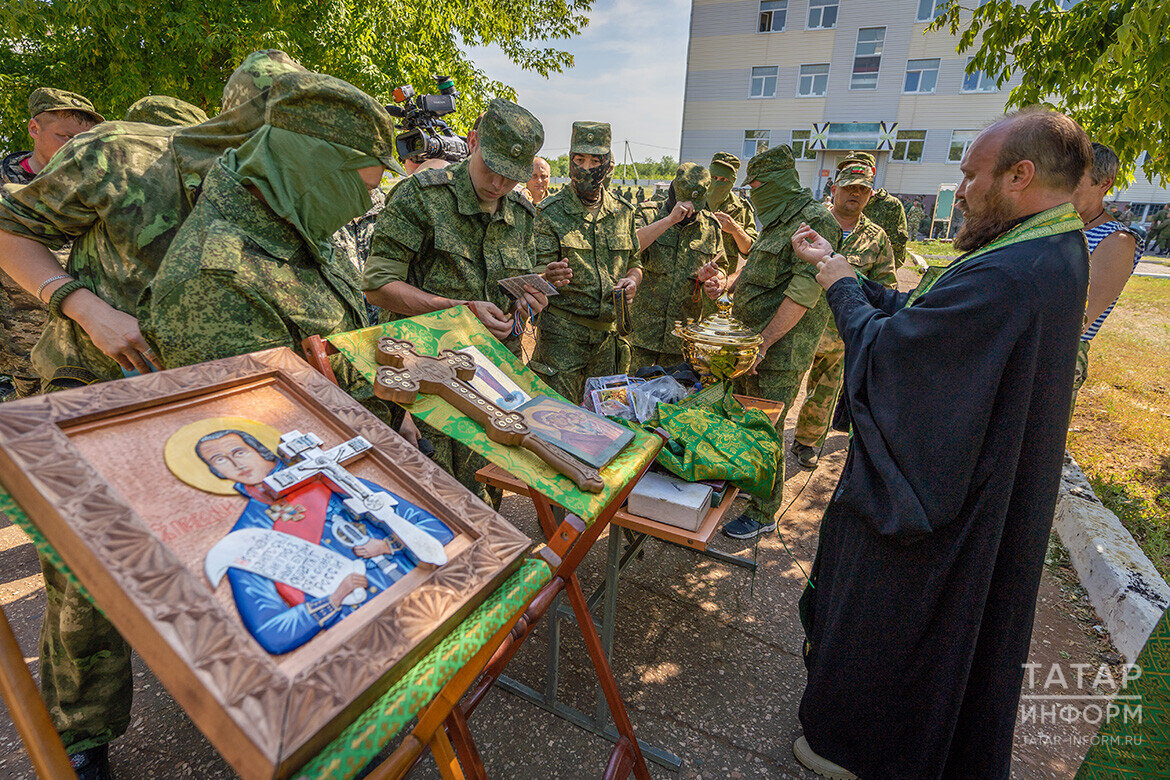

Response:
(734, 368), (802, 525)
(1, 271), (47, 400)
(39, 553), (132, 753)
(418, 419), (501, 510)
(794, 329), (845, 448)
(1070, 340), (1090, 421)
(530, 311), (629, 404)
(628, 346), (685, 375)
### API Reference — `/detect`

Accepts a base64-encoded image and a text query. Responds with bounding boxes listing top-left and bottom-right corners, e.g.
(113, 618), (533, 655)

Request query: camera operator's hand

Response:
(543, 260), (573, 288)
(467, 301), (513, 340)
(669, 201), (696, 225)
(791, 223), (834, 265)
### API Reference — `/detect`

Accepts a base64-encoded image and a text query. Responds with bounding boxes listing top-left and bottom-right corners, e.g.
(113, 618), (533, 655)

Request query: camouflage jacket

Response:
(629, 200), (726, 354)
(363, 159), (537, 335)
(906, 203), (925, 237)
(332, 186), (387, 274)
(863, 188), (909, 268)
(0, 151), (34, 185)
(140, 162), (370, 396)
(535, 187), (640, 324)
(710, 190), (758, 271)
(0, 74), (277, 387)
(822, 213), (896, 337)
(1148, 209), (1170, 239)
(732, 198), (842, 374)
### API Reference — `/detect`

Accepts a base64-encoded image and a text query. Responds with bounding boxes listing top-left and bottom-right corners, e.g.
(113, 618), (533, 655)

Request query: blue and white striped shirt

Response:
(1081, 220), (1142, 342)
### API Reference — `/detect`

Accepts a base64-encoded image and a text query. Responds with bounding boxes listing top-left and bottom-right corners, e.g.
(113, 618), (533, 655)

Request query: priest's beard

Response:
(953, 183), (1017, 252)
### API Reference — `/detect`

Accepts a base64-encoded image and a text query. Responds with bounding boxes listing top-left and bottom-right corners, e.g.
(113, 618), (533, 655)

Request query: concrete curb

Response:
(1053, 453), (1170, 664)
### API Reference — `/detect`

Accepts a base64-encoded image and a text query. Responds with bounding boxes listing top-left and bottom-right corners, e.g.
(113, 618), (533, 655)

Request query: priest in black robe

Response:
(788, 109), (1094, 779)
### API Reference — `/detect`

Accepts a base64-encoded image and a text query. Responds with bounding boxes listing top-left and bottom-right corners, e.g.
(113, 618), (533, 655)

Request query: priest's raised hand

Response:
(791, 222), (856, 289)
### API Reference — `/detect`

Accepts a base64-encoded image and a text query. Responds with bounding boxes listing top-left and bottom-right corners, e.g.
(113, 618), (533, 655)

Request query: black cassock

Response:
(798, 225), (1088, 779)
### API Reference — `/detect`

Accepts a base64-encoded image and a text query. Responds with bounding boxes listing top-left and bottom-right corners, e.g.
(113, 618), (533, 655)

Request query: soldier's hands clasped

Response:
(543, 260), (573, 287)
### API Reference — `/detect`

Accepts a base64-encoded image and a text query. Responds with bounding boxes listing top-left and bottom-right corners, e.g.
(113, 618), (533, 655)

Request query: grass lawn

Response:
(1069, 276), (1170, 581)
(909, 239), (960, 259)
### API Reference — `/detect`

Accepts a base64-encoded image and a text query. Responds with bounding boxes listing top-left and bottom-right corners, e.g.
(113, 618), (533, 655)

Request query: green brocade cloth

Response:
(1074, 607), (1170, 779)
(640, 384), (782, 499)
(0, 484), (551, 780)
(327, 307), (662, 523)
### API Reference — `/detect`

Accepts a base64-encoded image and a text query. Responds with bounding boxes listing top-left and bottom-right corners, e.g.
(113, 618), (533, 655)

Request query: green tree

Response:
(932, 0), (1170, 182)
(0, 0), (592, 149)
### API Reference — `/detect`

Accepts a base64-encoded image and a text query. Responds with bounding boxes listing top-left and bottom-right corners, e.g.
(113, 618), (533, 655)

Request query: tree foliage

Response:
(0, 0), (592, 149)
(931, 0), (1170, 184)
(547, 154), (679, 181)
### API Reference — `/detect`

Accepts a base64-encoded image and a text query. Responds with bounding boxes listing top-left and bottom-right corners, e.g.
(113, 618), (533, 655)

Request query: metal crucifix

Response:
(372, 337), (604, 493)
(262, 430), (449, 566)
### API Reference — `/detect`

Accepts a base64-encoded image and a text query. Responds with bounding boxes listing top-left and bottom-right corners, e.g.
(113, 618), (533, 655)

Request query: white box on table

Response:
(627, 472), (713, 532)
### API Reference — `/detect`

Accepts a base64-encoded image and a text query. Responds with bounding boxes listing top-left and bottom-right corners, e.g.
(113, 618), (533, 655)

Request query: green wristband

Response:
(48, 279), (86, 319)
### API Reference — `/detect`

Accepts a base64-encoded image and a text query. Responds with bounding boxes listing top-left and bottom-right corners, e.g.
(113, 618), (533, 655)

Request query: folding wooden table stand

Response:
(302, 334), (655, 779)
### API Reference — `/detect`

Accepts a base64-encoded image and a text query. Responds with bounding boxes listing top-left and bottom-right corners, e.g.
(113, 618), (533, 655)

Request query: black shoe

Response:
(721, 514), (777, 539)
(792, 443), (819, 469)
(70, 745), (111, 780)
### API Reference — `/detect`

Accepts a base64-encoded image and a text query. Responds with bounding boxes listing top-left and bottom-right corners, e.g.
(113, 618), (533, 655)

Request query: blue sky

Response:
(465, 0), (692, 162)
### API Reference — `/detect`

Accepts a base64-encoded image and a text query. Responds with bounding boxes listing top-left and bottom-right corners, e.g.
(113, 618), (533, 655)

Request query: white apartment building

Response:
(679, 0), (1168, 225)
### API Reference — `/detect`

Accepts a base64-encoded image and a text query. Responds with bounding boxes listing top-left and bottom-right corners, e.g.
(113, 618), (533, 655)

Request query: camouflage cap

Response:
(709, 151), (740, 180)
(265, 73), (398, 170)
(124, 95), (209, 127)
(835, 160), (874, 189)
(28, 88), (104, 124)
(570, 121), (611, 156)
(671, 162), (711, 209)
(837, 151), (877, 172)
(221, 50), (308, 113)
(745, 144), (795, 182)
(478, 99), (545, 183)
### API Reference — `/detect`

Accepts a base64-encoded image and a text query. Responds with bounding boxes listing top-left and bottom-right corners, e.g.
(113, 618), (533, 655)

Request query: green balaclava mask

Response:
(745, 145), (812, 229)
(706, 152), (740, 210)
(223, 125), (378, 260)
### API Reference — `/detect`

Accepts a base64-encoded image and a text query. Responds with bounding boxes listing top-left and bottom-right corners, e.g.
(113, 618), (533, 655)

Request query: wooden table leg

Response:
(430, 727), (467, 780)
(0, 607), (75, 779)
(443, 710), (485, 780)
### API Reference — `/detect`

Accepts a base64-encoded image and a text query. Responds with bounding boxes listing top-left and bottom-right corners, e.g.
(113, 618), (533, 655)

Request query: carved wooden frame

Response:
(0, 348), (531, 780)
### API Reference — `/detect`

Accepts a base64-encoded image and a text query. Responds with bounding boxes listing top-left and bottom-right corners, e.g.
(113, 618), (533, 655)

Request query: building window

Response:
(961, 57), (998, 92)
(850, 27), (885, 90)
(892, 130), (927, 162)
(903, 59), (939, 94)
(758, 0), (787, 32)
(916, 0), (950, 21)
(750, 66), (779, 98)
(744, 130), (771, 160)
(791, 130), (818, 160)
(807, 0), (838, 30)
(798, 64), (830, 97)
(948, 130), (978, 163)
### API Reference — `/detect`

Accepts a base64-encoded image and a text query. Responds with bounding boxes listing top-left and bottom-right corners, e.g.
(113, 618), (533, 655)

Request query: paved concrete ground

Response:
(0, 417), (1117, 780)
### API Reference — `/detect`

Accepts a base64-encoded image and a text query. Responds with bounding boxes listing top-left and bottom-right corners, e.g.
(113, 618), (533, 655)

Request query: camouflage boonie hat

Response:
(671, 162), (711, 210)
(265, 73), (398, 170)
(838, 151), (877, 172)
(745, 144), (795, 182)
(835, 161), (874, 189)
(478, 99), (544, 182)
(221, 50), (308, 113)
(28, 88), (104, 124)
(124, 95), (209, 127)
(570, 121), (611, 156)
(709, 151), (740, 180)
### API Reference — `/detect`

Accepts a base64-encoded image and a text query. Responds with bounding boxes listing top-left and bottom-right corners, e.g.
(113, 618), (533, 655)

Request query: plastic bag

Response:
(629, 375), (690, 423)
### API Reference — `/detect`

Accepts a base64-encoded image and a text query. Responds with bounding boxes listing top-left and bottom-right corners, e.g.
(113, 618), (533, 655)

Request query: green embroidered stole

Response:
(905, 203), (1084, 307)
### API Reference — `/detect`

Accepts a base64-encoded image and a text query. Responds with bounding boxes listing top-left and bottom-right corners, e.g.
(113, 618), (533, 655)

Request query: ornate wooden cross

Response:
(373, 337), (605, 493)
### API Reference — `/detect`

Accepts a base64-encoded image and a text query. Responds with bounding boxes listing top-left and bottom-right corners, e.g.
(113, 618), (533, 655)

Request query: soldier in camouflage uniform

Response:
(1, 89), (104, 400)
(628, 163), (726, 370)
(123, 95), (208, 126)
(0, 53), (363, 778)
(906, 198), (926, 242)
(363, 99), (554, 506)
(791, 161), (897, 468)
(722, 144), (842, 540)
(707, 151), (758, 274)
(1149, 207), (1170, 254)
(142, 83), (394, 396)
(841, 152), (910, 269)
(530, 122), (641, 403)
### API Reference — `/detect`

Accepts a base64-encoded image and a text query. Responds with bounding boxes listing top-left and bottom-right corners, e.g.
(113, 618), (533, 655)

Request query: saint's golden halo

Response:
(164, 417), (283, 495)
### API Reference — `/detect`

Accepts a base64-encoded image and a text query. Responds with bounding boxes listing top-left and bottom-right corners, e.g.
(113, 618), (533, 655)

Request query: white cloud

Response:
(463, 0), (691, 162)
